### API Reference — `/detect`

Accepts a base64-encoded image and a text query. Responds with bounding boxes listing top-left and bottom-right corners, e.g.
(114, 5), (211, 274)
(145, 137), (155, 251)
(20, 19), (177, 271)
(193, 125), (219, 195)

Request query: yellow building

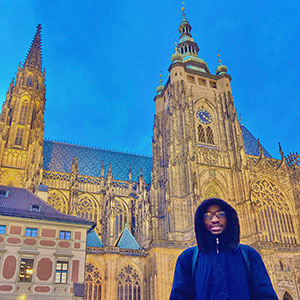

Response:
(0, 9), (299, 300)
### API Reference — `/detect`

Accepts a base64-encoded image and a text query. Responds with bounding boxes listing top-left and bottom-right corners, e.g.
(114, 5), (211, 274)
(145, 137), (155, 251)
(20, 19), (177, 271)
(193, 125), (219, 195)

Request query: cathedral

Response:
(0, 6), (299, 300)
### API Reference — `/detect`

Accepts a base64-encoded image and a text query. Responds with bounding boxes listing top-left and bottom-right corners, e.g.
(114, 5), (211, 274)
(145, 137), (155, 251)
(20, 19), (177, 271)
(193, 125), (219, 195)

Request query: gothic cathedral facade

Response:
(0, 11), (300, 300)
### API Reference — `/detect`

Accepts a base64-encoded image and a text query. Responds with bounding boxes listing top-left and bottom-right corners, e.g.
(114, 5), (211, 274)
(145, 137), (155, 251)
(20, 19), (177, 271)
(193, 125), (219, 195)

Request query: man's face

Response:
(203, 205), (227, 235)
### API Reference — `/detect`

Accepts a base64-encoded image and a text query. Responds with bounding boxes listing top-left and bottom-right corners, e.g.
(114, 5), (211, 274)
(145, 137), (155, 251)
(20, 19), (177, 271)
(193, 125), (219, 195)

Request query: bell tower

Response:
(151, 7), (245, 244)
(0, 25), (46, 191)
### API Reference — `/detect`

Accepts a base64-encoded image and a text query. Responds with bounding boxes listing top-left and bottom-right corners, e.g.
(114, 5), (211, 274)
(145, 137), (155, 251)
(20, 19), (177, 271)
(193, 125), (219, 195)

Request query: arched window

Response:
(117, 265), (141, 300)
(85, 263), (102, 300)
(47, 190), (68, 214)
(15, 127), (24, 146)
(198, 125), (205, 143)
(251, 179), (296, 244)
(26, 77), (32, 87)
(279, 260), (284, 271)
(283, 291), (294, 300)
(113, 198), (127, 239)
(77, 195), (99, 223)
(204, 182), (224, 199)
(19, 103), (28, 125)
(206, 126), (214, 144)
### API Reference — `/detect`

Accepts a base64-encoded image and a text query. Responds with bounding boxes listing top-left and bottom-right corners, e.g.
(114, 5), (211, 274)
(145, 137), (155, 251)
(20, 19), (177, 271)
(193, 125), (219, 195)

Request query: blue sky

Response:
(0, 0), (299, 158)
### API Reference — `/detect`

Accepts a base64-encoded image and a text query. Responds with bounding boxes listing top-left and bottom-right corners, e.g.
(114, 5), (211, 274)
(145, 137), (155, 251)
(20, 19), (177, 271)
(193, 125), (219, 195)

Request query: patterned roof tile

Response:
(241, 125), (272, 158)
(43, 141), (152, 184)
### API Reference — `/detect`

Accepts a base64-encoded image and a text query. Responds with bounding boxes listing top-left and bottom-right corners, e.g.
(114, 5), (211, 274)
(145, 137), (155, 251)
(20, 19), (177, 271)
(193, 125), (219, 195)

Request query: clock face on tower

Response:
(196, 109), (212, 124)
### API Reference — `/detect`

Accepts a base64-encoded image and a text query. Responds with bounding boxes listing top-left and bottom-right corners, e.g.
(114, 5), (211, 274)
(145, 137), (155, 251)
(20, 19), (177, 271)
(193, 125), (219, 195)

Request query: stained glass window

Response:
(117, 265), (141, 300)
(251, 179), (296, 244)
(85, 263), (102, 300)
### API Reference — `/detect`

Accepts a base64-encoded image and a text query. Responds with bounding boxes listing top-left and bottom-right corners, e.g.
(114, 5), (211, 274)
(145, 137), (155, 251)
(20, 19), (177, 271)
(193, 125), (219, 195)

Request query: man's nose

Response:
(211, 215), (219, 222)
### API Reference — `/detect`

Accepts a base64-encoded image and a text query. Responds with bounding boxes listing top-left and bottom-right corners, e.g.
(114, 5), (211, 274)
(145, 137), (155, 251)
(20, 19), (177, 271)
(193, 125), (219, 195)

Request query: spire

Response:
(24, 24), (42, 72)
(177, 4), (199, 59)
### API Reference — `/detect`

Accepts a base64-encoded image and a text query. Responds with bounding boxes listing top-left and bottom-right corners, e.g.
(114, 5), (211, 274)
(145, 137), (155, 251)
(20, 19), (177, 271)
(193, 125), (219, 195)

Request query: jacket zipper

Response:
(216, 237), (219, 254)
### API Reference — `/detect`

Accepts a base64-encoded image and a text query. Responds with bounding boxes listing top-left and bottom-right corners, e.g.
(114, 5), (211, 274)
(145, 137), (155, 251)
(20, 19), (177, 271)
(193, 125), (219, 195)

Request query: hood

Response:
(195, 198), (240, 252)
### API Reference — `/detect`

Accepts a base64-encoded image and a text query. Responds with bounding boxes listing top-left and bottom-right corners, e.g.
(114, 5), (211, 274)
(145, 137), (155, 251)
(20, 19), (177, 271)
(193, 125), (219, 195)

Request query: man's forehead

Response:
(206, 204), (222, 212)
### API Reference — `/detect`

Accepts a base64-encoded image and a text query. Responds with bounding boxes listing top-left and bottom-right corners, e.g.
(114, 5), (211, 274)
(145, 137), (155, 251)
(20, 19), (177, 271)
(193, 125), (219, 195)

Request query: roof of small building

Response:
(86, 230), (104, 247)
(114, 226), (141, 250)
(73, 283), (85, 297)
(43, 140), (152, 184)
(0, 185), (95, 229)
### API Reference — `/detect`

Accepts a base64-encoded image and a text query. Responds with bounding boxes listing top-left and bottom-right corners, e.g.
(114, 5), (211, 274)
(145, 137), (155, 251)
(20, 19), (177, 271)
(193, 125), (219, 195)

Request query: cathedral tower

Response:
(151, 7), (249, 243)
(0, 25), (45, 191)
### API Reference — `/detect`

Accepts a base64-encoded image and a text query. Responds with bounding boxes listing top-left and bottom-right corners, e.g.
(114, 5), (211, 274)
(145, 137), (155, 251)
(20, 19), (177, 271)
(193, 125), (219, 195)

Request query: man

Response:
(170, 198), (278, 300)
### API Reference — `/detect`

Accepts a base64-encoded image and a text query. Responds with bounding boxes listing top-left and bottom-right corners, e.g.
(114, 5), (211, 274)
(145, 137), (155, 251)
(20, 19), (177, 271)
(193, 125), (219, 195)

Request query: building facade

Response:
(0, 185), (94, 299)
(0, 9), (299, 300)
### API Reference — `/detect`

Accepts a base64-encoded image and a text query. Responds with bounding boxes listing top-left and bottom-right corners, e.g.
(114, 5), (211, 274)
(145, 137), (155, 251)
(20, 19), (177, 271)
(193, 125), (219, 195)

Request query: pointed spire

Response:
(107, 163), (112, 178)
(278, 142), (284, 160)
(24, 24), (42, 72)
(101, 160), (105, 177)
(257, 138), (265, 158)
(128, 164), (132, 182)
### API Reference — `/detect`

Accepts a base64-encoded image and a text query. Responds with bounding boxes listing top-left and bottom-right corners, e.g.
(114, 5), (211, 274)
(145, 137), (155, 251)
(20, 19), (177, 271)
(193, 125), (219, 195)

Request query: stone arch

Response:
(250, 177), (297, 244)
(116, 262), (143, 300)
(0, 170), (23, 187)
(85, 259), (104, 300)
(283, 290), (294, 300)
(47, 189), (68, 214)
(77, 194), (99, 223)
(198, 174), (227, 204)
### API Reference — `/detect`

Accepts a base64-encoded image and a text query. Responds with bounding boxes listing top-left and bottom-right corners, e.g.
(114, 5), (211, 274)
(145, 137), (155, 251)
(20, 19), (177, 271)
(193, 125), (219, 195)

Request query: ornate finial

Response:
(155, 73), (164, 94)
(217, 51), (222, 64)
(239, 113), (243, 126)
(181, 2), (185, 15)
(215, 50), (228, 76)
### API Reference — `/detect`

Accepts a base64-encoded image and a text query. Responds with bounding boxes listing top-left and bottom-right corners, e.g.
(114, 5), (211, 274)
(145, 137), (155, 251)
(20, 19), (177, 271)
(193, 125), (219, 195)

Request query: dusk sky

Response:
(0, 1), (299, 158)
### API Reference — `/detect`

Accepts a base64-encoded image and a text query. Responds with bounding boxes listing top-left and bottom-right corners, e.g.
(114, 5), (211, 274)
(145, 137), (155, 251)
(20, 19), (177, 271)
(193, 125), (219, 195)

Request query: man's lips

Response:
(210, 225), (223, 230)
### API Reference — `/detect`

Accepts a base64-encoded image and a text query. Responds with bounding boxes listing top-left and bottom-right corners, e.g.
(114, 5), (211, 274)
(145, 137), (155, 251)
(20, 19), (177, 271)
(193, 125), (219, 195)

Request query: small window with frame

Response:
(59, 231), (71, 240)
(25, 228), (38, 237)
(0, 225), (6, 234)
(30, 204), (41, 212)
(19, 259), (34, 282)
(55, 261), (69, 284)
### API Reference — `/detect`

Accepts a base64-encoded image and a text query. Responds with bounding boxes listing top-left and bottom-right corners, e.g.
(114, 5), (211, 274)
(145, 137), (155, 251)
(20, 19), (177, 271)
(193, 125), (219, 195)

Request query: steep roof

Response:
(114, 226), (140, 250)
(241, 125), (272, 157)
(87, 230), (104, 247)
(0, 185), (95, 228)
(43, 126), (271, 187)
(43, 140), (152, 184)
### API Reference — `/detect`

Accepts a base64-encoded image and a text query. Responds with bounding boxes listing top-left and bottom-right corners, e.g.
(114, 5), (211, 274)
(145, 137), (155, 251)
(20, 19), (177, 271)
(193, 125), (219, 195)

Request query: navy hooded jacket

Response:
(170, 198), (278, 300)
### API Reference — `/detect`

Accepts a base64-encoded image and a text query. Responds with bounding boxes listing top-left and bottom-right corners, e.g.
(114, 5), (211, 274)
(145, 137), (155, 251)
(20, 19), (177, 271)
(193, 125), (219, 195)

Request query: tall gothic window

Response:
(26, 77), (32, 87)
(77, 195), (98, 222)
(47, 190), (68, 214)
(117, 265), (141, 300)
(19, 103), (28, 125)
(113, 198), (127, 239)
(206, 126), (214, 144)
(85, 263), (102, 300)
(198, 125), (205, 143)
(15, 127), (24, 146)
(251, 179), (297, 244)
